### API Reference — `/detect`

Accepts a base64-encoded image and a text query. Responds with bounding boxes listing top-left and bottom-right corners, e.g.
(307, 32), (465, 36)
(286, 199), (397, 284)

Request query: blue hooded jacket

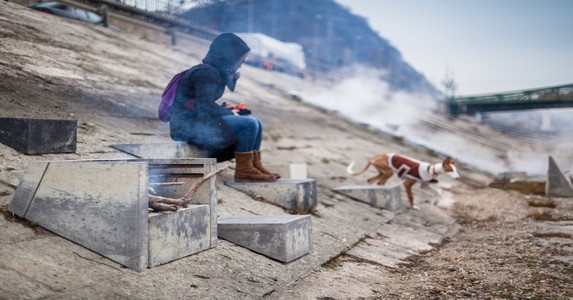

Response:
(169, 33), (250, 161)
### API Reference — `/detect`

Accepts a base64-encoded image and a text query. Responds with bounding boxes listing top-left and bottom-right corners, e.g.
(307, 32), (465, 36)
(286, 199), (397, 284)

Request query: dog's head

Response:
(442, 157), (460, 179)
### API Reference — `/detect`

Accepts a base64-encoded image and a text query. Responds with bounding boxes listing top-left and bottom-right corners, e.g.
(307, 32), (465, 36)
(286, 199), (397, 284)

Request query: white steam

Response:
(299, 65), (573, 178)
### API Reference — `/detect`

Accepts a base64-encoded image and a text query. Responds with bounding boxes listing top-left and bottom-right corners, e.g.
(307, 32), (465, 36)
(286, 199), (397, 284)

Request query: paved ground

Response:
(1, 2), (572, 299)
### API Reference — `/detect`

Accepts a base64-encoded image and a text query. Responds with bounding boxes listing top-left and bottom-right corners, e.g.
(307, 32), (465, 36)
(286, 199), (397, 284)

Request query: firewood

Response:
(180, 166), (228, 206)
(147, 166), (228, 212)
(148, 198), (178, 212)
(149, 182), (185, 186)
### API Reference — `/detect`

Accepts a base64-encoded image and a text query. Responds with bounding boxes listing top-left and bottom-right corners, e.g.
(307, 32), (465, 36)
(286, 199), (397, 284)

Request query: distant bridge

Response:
(447, 83), (573, 116)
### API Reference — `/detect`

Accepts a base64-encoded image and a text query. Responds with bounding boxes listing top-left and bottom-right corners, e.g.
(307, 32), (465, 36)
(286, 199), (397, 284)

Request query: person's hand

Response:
(225, 102), (251, 115)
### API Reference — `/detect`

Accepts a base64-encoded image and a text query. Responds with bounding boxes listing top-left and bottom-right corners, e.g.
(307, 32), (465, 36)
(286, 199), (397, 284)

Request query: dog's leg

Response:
(377, 170), (393, 185)
(403, 178), (417, 209)
(367, 173), (384, 184)
(375, 165), (393, 185)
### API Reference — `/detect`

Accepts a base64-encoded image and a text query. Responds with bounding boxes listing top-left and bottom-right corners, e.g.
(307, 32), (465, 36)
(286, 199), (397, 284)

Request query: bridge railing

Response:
(447, 83), (573, 116)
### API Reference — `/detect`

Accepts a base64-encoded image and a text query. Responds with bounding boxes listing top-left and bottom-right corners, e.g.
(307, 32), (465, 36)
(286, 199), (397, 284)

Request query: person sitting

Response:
(167, 33), (279, 182)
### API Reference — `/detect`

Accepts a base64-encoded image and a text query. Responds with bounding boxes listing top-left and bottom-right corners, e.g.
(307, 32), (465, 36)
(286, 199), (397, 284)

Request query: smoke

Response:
(304, 65), (436, 134)
(484, 109), (573, 177)
(300, 65), (573, 178)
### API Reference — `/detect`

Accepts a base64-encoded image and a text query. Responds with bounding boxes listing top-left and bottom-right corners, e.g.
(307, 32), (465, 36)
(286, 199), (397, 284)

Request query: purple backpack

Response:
(158, 69), (188, 122)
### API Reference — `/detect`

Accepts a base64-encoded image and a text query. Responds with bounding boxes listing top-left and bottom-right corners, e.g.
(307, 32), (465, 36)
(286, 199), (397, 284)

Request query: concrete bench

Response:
(225, 179), (317, 213)
(333, 184), (402, 211)
(8, 158), (219, 271)
(0, 117), (76, 154)
(218, 215), (312, 263)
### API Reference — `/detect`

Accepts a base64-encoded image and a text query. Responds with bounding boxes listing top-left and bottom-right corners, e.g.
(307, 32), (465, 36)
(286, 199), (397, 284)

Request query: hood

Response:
(202, 33), (251, 75)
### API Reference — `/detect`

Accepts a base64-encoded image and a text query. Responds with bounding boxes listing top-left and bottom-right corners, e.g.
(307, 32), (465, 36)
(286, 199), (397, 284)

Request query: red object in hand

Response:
(226, 103), (248, 110)
(225, 102), (251, 115)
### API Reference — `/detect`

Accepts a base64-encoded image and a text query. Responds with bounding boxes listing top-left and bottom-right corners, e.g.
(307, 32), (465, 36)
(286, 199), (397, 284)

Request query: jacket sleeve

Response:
(192, 68), (233, 116)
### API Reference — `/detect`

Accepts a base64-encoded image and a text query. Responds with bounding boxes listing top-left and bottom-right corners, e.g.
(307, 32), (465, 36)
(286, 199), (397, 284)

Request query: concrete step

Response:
(332, 184), (402, 211)
(225, 179), (317, 213)
(0, 117), (76, 154)
(218, 215), (312, 263)
(8, 158), (219, 271)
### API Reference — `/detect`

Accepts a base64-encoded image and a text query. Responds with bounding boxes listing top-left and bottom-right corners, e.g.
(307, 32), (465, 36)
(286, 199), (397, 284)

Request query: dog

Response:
(347, 153), (460, 209)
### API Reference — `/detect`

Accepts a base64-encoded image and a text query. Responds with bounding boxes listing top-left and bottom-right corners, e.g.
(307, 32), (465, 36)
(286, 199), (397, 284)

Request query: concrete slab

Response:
(218, 215), (312, 263)
(0, 117), (76, 154)
(376, 223), (444, 252)
(391, 204), (461, 236)
(7, 158), (219, 271)
(546, 156), (573, 197)
(111, 142), (206, 159)
(347, 238), (416, 268)
(332, 185), (402, 211)
(225, 179), (317, 213)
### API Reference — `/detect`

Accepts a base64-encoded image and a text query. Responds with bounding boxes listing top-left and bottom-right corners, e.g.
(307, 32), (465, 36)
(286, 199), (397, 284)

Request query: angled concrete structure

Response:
(225, 179), (317, 213)
(333, 184), (402, 211)
(218, 215), (312, 263)
(112, 142), (234, 162)
(8, 158), (219, 271)
(0, 117), (76, 154)
(111, 142), (206, 159)
(546, 156), (573, 197)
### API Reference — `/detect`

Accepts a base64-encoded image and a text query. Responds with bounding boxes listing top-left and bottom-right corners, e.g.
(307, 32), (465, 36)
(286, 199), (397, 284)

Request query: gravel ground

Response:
(281, 186), (573, 299)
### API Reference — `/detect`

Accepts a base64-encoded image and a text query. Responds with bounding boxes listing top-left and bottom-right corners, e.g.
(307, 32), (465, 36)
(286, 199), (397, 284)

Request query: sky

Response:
(335, 0), (573, 96)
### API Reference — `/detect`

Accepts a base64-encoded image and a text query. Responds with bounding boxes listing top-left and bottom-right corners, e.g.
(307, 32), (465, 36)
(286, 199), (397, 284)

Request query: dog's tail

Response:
(346, 161), (371, 176)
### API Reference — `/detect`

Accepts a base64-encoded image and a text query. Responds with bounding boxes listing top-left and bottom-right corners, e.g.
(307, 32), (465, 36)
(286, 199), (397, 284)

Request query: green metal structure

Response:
(447, 83), (573, 116)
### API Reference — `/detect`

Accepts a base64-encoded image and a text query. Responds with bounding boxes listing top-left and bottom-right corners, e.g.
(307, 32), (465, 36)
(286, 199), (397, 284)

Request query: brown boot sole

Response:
(234, 175), (277, 182)
(234, 177), (277, 182)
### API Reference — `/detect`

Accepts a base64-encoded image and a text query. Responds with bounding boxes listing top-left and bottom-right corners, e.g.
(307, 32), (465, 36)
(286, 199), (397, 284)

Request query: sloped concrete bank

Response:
(1, 2), (483, 299)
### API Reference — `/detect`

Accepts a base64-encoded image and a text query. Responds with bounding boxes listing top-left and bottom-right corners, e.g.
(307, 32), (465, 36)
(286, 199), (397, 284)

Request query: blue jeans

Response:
(222, 115), (263, 152)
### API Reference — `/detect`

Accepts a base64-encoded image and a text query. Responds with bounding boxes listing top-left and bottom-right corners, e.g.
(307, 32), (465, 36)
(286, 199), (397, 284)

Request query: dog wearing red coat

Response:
(347, 153), (460, 209)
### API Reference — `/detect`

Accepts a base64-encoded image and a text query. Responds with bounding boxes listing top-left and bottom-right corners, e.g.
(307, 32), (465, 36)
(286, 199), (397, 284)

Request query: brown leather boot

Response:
(253, 150), (281, 179)
(234, 152), (277, 182)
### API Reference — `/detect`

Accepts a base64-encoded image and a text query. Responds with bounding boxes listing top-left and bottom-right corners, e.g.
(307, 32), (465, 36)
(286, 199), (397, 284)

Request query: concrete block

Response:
(8, 158), (219, 271)
(148, 205), (210, 267)
(546, 156), (573, 197)
(0, 117), (76, 154)
(225, 179), (317, 213)
(289, 163), (308, 179)
(9, 160), (149, 271)
(333, 184), (402, 211)
(218, 215), (312, 262)
(259, 163), (307, 179)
